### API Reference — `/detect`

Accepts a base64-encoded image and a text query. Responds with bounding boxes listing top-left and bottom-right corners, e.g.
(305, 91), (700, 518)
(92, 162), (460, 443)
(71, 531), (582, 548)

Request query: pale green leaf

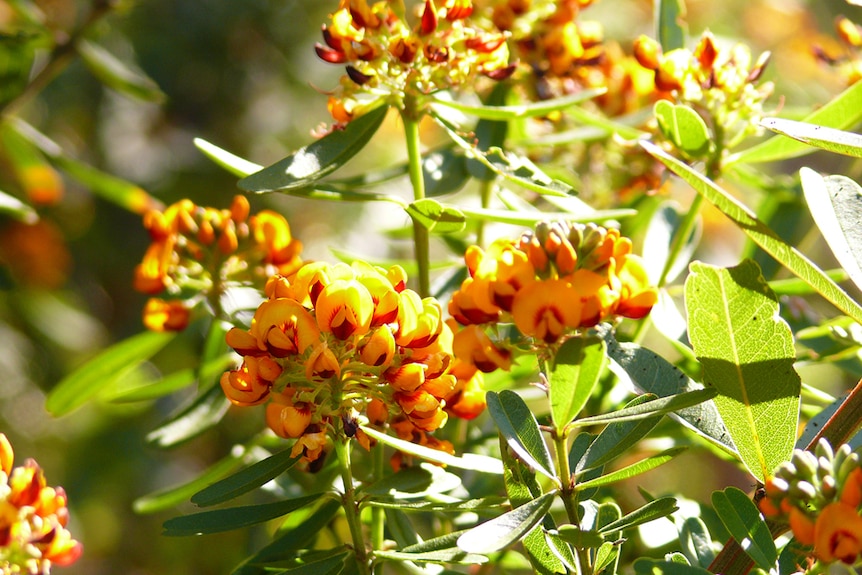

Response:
(458, 206), (636, 225)
(685, 260), (800, 482)
(642, 140), (862, 325)
(711, 487), (777, 570)
(0, 188), (36, 223)
(680, 517), (717, 568)
(800, 168), (862, 294)
(375, 548), (488, 565)
(598, 496), (678, 534)
(654, 101), (710, 159)
(405, 198), (466, 234)
(575, 447), (685, 491)
(194, 138), (262, 177)
(634, 558), (713, 575)
(550, 335), (607, 435)
(457, 491), (556, 554)
(572, 389), (717, 429)
(762, 118), (862, 158)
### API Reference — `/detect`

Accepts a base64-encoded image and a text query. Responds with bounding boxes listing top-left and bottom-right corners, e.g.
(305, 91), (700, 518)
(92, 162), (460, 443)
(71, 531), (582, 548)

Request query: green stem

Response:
(475, 178), (494, 247)
(401, 107), (430, 297)
(553, 431), (591, 575)
(370, 444), (385, 575)
(334, 436), (371, 575)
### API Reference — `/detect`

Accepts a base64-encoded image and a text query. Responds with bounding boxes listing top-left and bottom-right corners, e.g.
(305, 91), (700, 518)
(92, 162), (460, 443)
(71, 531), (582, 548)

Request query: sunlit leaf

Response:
(711, 487), (777, 570)
(556, 525), (605, 549)
(431, 89), (605, 120)
(194, 138), (262, 177)
(76, 39), (166, 102)
(643, 140), (862, 325)
(487, 390), (557, 482)
(191, 447), (301, 507)
(364, 496), (508, 513)
(549, 335), (607, 435)
(655, 0), (687, 51)
(597, 496), (678, 534)
(654, 101), (710, 159)
(0, 188), (36, 223)
(643, 200), (702, 284)
(575, 447), (685, 491)
(634, 558), (714, 575)
(761, 118), (862, 158)
(239, 105), (388, 193)
(458, 206), (636, 225)
(800, 169), (862, 294)
(685, 260), (800, 482)
(46, 330), (176, 416)
(162, 493), (322, 536)
(572, 388), (717, 429)
(405, 198), (466, 234)
(375, 548), (488, 565)
(457, 491), (556, 554)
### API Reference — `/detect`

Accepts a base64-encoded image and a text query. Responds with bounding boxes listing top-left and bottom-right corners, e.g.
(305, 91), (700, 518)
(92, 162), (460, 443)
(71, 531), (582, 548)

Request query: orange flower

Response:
(315, 279), (374, 340)
(448, 277), (501, 325)
(305, 342), (342, 381)
(142, 298), (191, 331)
(359, 326), (396, 367)
(614, 255), (659, 319)
(842, 468), (862, 508)
(512, 279), (581, 344)
(396, 291), (443, 349)
(250, 210), (304, 274)
(220, 356), (279, 406)
(384, 362), (426, 393)
(250, 298), (320, 357)
(790, 507), (816, 546)
(266, 392), (313, 439)
(814, 502), (862, 564)
(0, 433), (12, 476)
(452, 324), (511, 373)
(290, 428), (328, 462)
(445, 360), (486, 420)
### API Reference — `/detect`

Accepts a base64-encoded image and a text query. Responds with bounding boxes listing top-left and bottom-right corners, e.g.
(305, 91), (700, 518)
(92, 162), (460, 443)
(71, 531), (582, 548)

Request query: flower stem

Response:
(401, 107), (430, 297)
(334, 435), (371, 575)
(370, 444), (386, 575)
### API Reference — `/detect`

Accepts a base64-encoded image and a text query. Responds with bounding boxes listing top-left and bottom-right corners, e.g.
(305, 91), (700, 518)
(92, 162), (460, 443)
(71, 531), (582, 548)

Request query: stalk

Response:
(401, 104), (431, 297)
(334, 435), (372, 575)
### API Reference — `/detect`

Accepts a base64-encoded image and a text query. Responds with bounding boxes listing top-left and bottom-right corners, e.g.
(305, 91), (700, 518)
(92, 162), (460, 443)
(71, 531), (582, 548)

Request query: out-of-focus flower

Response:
(221, 261), (461, 463)
(814, 16), (862, 84)
(449, 221), (657, 367)
(0, 433), (82, 574)
(134, 195), (303, 330)
(0, 220), (71, 290)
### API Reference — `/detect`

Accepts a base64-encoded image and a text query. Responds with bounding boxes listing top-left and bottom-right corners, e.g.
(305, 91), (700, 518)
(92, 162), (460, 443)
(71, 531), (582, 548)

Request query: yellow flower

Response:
(250, 298), (320, 357)
(815, 502), (862, 564)
(290, 428), (329, 462)
(220, 356), (279, 407)
(315, 279), (374, 340)
(0, 434), (11, 477)
(396, 291), (444, 349)
(266, 391), (313, 439)
(305, 342), (342, 381)
(512, 279), (581, 344)
(452, 324), (511, 373)
(142, 298), (191, 331)
(359, 326), (397, 368)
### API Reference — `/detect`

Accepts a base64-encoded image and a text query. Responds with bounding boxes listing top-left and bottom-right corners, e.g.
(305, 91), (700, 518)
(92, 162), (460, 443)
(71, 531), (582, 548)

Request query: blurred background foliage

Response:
(0, 0), (861, 573)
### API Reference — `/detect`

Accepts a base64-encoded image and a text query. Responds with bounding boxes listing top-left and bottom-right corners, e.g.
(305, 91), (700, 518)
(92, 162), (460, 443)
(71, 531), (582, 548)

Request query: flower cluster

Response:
(760, 439), (862, 566)
(633, 30), (773, 149)
(134, 195), (303, 331)
(221, 261), (477, 462)
(814, 16), (862, 85)
(0, 434), (82, 575)
(449, 221), (657, 368)
(317, 0), (514, 124)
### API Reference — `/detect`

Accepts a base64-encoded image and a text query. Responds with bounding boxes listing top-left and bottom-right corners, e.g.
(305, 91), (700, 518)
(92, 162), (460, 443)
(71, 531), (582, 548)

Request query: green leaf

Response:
(642, 140), (862, 325)
(457, 491), (556, 554)
(633, 558), (714, 575)
(654, 101), (710, 159)
(239, 105), (388, 193)
(146, 384), (230, 448)
(361, 463), (460, 499)
(108, 354), (235, 403)
(550, 335), (607, 435)
(458, 206), (636, 226)
(133, 451), (244, 514)
(46, 330), (176, 416)
(191, 448), (300, 507)
(556, 525), (605, 549)
(364, 496), (508, 513)
(422, 147), (470, 195)
(405, 198), (466, 234)
(576, 395), (664, 472)
(467, 82), (509, 181)
(730, 81), (862, 164)
(431, 89), (605, 120)
(76, 39), (165, 102)
(0, 188), (36, 223)
(487, 390), (557, 482)
(572, 388), (717, 428)
(375, 548), (488, 565)
(685, 260), (801, 482)
(598, 324), (733, 455)
(761, 118), (862, 158)
(359, 425), (503, 474)
(597, 496), (678, 535)
(800, 169), (862, 294)
(576, 447), (685, 491)
(655, 0), (687, 51)
(243, 499), (341, 565)
(162, 493), (322, 536)
(711, 487), (777, 570)
(247, 549), (350, 575)
(0, 31), (36, 106)
(194, 138), (262, 177)
(679, 517), (716, 568)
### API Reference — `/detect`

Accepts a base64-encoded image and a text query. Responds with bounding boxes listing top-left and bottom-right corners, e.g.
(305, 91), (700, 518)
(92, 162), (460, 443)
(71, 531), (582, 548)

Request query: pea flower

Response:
(448, 221), (657, 369)
(221, 261), (464, 463)
(0, 434), (82, 574)
(134, 195), (303, 331)
(814, 16), (862, 85)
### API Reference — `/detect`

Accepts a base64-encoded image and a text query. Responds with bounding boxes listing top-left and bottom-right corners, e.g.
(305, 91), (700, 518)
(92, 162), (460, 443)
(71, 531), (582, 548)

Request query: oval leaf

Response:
(654, 101), (710, 159)
(711, 487), (777, 571)
(550, 335), (607, 435)
(46, 330), (176, 416)
(191, 447), (301, 507)
(457, 491), (556, 554)
(685, 260), (800, 482)
(405, 198), (466, 234)
(487, 390), (557, 482)
(239, 105), (388, 193)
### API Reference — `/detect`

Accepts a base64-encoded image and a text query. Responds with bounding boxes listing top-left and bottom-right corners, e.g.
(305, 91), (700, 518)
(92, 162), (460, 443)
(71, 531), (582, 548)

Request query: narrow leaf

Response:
(146, 384), (230, 448)
(711, 487), (777, 570)
(761, 118), (862, 158)
(405, 198), (466, 234)
(572, 388), (717, 428)
(364, 496), (508, 513)
(76, 39), (165, 102)
(550, 335), (607, 435)
(597, 496), (678, 534)
(431, 89), (605, 120)
(467, 82), (509, 181)
(457, 491), (556, 554)
(556, 525), (605, 549)
(458, 205), (636, 225)
(487, 390), (557, 482)
(730, 81), (862, 164)
(685, 260), (800, 482)
(643, 140), (862, 325)
(575, 447), (685, 491)
(194, 138), (262, 177)
(162, 493), (322, 536)
(107, 354), (235, 403)
(46, 331), (176, 416)
(191, 448), (301, 507)
(239, 105), (388, 193)
(359, 425), (503, 474)
(577, 394), (664, 472)
(634, 558), (714, 575)
(800, 169), (862, 294)
(375, 548), (488, 565)
(245, 500), (341, 564)
(0, 188), (36, 223)
(655, 0), (687, 51)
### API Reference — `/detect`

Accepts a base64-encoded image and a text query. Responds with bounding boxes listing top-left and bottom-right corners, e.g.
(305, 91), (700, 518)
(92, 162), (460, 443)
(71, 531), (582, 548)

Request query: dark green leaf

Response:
(576, 447), (685, 491)
(576, 395), (664, 472)
(239, 105), (388, 193)
(364, 496), (508, 513)
(467, 82), (509, 181)
(76, 39), (166, 102)
(46, 330), (176, 416)
(598, 497), (678, 534)
(487, 390), (557, 482)
(248, 500), (342, 565)
(655, 0), (687, 51)
(550, 335), (607, 435)
(457, 491), (556, 554)
(422, 148), (470, 196)
(405, 198), (466, 234)
(191, 448), (301, 507)
(252, 549), (349, 575)
(162, 493), (322, 536)
(711, 487), (777, 570)
(146, 384), (230, 448)
(654, 101), (710, 158)
(108, 354), (234, 403)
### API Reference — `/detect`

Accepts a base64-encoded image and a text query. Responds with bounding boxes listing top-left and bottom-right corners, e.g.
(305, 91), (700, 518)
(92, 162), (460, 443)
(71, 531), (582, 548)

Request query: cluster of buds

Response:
(814, 16), (862, 85)
(134, 195), (303, 331)
(448, 221), (657, 368)
(759, 439), (862, 566)
(317, 0), (514, 124)
(220, 260), (481, 463)
(0, 434), (82, 574)
(633, 31), (773, 150)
